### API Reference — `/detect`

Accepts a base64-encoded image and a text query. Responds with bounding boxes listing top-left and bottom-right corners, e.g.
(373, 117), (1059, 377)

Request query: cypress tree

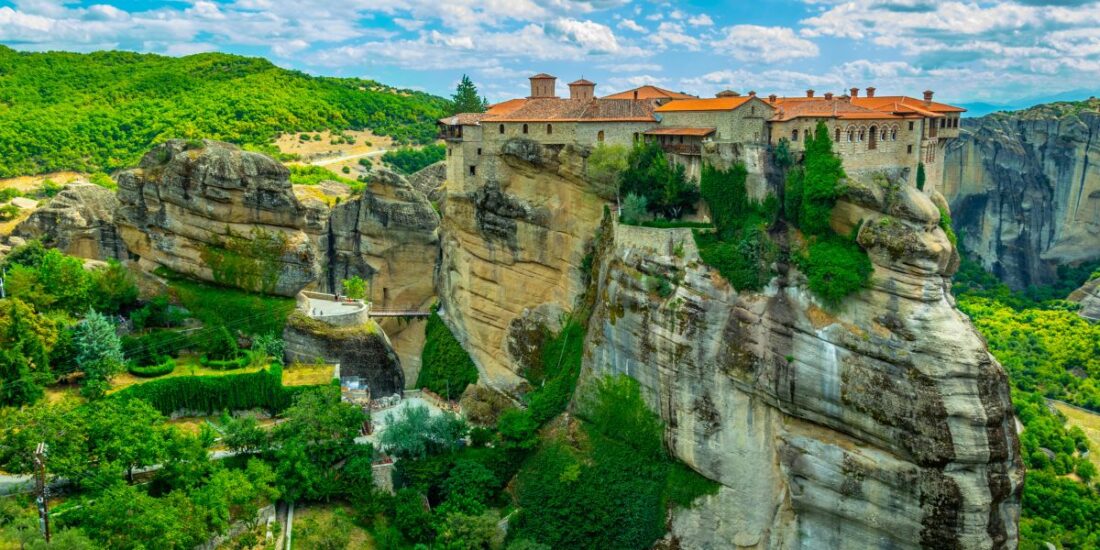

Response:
(449, 75), (487, 115)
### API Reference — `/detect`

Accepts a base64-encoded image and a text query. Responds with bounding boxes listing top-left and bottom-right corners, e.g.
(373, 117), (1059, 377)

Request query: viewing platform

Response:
(297, 291), (430, 324)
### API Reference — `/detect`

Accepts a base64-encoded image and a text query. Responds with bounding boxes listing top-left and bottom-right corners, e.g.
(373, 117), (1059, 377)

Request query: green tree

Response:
(74, 309), (124, 391)
(71, 484), (208, 549)
(6, 249), (92, 314)
(798, 121), (846, 236)
(619, 141), (697, 220)
(588, 143), (629, 198)
(89, 260), (139, 314)
(380, 405), (468, 460)
(800, 236), (874, 306)
(221, 414), (270, 454)
(0, 298), (56, 406)
(916, 162), (926, 191)
(442, 459), (497, 514)
(342, 275), (368, 300)
(393, 488), (435, 543)
(434, 510), (501, 550)
(417, 310), (479, 399)
(294, 508), (354, 550)
(83, 398), (169, 484)
(620, 193), (648, 225)
(449, 74), (488, 115)
(497, 408), (538, 453)
(272, 386), (366, 501)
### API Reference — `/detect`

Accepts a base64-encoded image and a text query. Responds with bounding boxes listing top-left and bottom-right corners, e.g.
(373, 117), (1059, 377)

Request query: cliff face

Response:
(581, 180), (1022, 548)
(943, 100), (1100, 288)
(13, 183), (126, 261)
(283, 311), (404, 396)
(1068, 277), (1100, 321)
(437, 140), (608, 387)
(115, 140), (321, 296)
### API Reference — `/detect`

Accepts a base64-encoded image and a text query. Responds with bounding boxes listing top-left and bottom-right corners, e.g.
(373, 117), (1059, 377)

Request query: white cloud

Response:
(648, 21), (701, 51)
(688, 14), (713, 27)
(714, 25), (819, 62)
(618, 18), (645, 32)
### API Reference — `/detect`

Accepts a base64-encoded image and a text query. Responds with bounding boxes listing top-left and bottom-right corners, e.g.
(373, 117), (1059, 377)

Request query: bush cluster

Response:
(416, 309), (479, 400)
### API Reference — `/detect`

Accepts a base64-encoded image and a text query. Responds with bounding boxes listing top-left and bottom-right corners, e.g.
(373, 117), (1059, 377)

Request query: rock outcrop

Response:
(13, 183), (126, 260)
(1068, 277), (1100, 321)
(943, 99), (1100, 289)
(580, 179), (1022, 548)
(437, 140), (607, 387)
(115, 140), (321, 296)
(406, 160), (447, 203)
(283, 311), (404, 396)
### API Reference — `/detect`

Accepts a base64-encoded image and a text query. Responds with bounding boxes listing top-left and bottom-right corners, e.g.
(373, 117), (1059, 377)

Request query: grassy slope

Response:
(0, 46), (449, 177)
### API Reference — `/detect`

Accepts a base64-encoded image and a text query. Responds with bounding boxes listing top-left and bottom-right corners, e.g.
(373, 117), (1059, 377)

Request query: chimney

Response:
(633, 90), (638, 100)
(923, 90), (934, 105)
(866, 86), (876, 98)
(528, 73), (558, 99)
(824, 92), (834, 100)
(748, 90), (756, 97)
(806, 89), (815, 98)
(768, 94), (777, 103)
(716, 89), (739, 98)
(850, 87), (859, 98)
(568, 79), (596, 101)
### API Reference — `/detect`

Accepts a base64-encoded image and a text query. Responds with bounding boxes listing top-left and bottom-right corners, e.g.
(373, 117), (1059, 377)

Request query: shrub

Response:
(938, 205), (958, 247)
(416, 310), (478, 400)
(88, 172), (116, 190)
(128, 357), (176, 378)
(114, 366), (300, 415)
(382, 144), (446, 175)
(342, 275), (367, 300)
(526, 320), (584, 425)
(799, 236), (873, 305)
(287, 164), (358, 186)
(916, 162), (926, 191)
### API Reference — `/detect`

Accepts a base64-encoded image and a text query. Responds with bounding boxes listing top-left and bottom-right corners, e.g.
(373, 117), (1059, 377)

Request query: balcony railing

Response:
(659, 143), (702, 156)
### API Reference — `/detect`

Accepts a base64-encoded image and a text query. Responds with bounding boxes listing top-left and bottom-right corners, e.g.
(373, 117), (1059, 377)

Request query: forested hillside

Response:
(0, 46), (449, 177)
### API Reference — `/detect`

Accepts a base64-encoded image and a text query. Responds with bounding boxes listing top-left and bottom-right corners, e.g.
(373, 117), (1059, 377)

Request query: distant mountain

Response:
(960, 89), (1100, 117)
(0, 47), (450, 177)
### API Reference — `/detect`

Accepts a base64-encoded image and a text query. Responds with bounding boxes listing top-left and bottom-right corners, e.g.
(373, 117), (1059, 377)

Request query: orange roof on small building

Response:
(655, 97), (755, 112)
(602, 85), (697, 101)
(569, 78), (595, 86)
(643, 127), (716, 136)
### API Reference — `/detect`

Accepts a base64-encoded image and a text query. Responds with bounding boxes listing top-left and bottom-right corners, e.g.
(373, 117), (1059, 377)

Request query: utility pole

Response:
(33, 442), (50, 543)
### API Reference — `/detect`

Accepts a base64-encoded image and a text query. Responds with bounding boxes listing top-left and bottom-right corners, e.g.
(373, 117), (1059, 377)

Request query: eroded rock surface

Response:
(283, 311), (404, 396)
(407, 161), (447, 203)
(115, 140), (320, 296)
(1068, 277), (1100, 321)
(943, 100), (1100, 288)
(13, 183), (126, 261)
(579, 180), (1021, 549)
(437, 141), (606, 387)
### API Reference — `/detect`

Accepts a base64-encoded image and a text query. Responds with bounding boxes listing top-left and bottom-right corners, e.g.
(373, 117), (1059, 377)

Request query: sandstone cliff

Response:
(283, 311), (404, 396)
(115, 140), (321, 296)
(943, 99), (1100, 289)
(580, 181), (1022, 548)
(13, 183), (126, 261)
(1068, 276), (1100, 322)
(437, 140), (609, 387)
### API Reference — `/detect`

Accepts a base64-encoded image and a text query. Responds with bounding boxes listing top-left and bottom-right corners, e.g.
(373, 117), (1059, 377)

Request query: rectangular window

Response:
(477, 148), (482, 156)
(907, 145), (913, 154)
(469, 165), (476, 176)
(908, 121), (914, 131)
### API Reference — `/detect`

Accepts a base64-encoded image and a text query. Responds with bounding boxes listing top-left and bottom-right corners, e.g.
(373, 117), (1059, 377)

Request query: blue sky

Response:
(2, 0), (1099, 109)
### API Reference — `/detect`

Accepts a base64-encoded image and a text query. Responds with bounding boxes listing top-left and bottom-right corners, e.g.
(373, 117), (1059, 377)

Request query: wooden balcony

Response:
(660, 143), (702, 156)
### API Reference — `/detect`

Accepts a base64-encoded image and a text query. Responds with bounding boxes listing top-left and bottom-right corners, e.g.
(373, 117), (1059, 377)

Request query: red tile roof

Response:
(477, 98), (658, 123)
(655, 97), (755, 112)
(602, 85), (697, 101)
(854, 96), (966, 114)
(569, 79), (596, 86)
(529, 73), (556, 79)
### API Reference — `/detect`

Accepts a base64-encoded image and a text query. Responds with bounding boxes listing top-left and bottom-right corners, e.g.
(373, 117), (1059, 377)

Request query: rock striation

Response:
(437, 140), (608, 387)
(406, 160), (447, 203)
(1068, 276), (1100, 321)
(943, 99), (1100, 289)
(13, 183), (126, 261)
(580, 178), (1022, 548)
(115, 140), (320, 296)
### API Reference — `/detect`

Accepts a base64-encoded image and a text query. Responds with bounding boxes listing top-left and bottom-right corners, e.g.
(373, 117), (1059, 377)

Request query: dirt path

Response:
(309, 148), (387, 167)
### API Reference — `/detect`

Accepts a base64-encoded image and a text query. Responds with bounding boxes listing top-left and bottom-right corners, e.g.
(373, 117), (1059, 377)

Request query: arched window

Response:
(834, 128), (841, 142)
(792, 129), (799, 142)
(891, 127), (898, 141)
(847, 129), (854, 142)
(858, 129), (865, 142)
(522, 124), (529, 134)
(597, 130), (605, 142)
(499, 124), (505, 134)
(881, 129), (887, 142)
(868, 125), (878, 150)
(546, 124), (553, 135)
